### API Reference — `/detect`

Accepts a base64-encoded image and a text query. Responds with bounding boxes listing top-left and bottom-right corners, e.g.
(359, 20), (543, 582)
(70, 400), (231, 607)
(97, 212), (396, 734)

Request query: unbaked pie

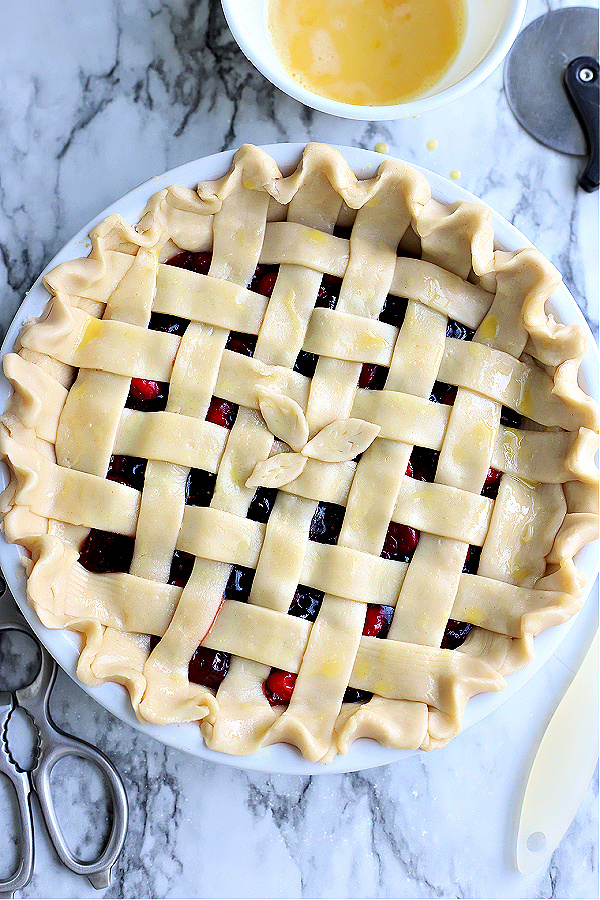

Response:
(1, 143), (598, 763)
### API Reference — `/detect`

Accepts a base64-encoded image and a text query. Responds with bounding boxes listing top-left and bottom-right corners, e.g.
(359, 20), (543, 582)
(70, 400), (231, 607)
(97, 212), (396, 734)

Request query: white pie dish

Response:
(220, 0), (527, 120)
(0, 143), (597, 774)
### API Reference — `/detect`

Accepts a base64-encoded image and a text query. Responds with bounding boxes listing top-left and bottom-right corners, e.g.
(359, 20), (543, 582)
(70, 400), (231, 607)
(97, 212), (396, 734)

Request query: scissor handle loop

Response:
(32, 725), (128, 886)
(0, 749), (34, 896)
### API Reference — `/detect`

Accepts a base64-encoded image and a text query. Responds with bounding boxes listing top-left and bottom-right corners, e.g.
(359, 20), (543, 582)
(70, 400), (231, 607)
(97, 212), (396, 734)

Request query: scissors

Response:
(0, 617), (128, 898)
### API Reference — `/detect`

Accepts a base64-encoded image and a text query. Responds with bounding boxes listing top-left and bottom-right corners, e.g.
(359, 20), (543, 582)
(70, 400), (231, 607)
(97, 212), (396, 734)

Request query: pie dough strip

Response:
(20, 299), (180, 382)
(491, 425), (598, 485)
(351, 389), (450, 447)
(154, 265), (269, 333)
(439, 339), (595, 431)
(47, 550), (573, 652)
(199, 600), (505, 717)
(273, 167), (427, 758)
(140, 166), (275, 726)
(43, 244), (135, 303)
(389, 217), (502, 648)
(114, 409), (227, 471)
(205, 172), (346, 756)
(177, 505), (265, 568)
(214, 351), (309, 411)
(305, 160), (428, 436)
(1, 437), (140, 534)
(254, 168), (343, 367)
(56, 371), (131, 476)
(478, 478), (567, 589)
(260, 223), (493, 328)
(338, 196), (498, 753)
(303, 308), (398, 365)
(300, 543), (407, 607)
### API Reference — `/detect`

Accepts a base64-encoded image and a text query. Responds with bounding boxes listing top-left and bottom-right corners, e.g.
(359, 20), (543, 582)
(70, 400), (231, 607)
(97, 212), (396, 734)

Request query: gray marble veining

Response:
(0, 0), (598, 897)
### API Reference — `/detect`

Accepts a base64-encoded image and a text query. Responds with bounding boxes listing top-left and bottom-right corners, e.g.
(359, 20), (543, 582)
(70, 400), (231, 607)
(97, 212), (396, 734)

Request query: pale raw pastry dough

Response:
(1, 143), (598, 763)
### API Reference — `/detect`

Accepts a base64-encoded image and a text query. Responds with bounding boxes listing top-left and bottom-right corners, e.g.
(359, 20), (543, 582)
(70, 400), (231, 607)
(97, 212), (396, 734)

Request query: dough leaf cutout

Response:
(302, 418), (381, 462)
(257, 387), (309, 451)
(246, 452), (307, 489)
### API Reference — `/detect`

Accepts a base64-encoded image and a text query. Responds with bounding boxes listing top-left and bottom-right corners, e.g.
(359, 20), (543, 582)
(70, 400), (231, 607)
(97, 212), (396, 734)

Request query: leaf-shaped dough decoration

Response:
(246, 452), (308, 489)
(257, 387), (309, 451)
(302, 419), (381, 463)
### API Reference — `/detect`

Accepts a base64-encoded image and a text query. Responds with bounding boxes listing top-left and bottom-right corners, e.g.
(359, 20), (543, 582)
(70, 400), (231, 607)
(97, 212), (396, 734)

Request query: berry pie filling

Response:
(4, 144), (597, 762)
(126, 378), (168, 412)
(76, 253), (541, 704)
(78, 266), (504, 699)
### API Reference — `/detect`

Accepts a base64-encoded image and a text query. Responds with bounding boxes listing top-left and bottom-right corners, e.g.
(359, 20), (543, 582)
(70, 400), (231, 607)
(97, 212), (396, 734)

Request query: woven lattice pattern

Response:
(1, 144), (598, 762)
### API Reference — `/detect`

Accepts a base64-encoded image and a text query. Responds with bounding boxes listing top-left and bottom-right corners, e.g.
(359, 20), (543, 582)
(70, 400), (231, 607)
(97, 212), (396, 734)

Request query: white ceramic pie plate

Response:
(0, 145), (598, 775)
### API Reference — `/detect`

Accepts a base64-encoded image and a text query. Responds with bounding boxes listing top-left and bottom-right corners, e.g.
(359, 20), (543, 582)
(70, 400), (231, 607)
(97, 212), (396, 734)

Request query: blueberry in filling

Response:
(79, 530), (135, 574)
(309, 502), (345, 544)
(148, 312), (189, 336)
(106, 454), (147, 492)
(185, 469), (217, 506)
(247, 487), (278, 523)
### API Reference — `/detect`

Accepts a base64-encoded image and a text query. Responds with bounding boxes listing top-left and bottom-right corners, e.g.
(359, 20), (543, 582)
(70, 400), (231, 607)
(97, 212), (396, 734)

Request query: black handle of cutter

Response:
(564, 56), (599, 192)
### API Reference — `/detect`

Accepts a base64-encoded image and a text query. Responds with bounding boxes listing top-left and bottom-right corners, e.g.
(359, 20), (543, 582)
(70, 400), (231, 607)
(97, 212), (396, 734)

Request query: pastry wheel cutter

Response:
(505, 6), (599, 191)
(0, 600), (128, 897)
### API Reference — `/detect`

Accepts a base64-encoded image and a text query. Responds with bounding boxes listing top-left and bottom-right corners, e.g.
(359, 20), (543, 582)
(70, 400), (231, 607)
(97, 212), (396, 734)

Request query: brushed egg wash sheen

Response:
(267, 0), (467, 106)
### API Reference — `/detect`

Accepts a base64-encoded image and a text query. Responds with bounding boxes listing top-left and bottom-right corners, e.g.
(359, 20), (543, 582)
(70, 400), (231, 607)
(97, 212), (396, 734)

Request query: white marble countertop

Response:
(0, 0), (598, 897)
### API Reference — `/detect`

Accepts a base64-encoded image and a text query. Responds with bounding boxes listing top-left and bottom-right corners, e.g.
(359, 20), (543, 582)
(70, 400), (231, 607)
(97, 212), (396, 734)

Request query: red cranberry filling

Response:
(315, 273), (342, 309)
(481, 467), (502, 499)
(363, 603), (394, 638)
(501, 406), (522, 428)
(168, 549), (195, 587)
(379, 295), (408, 328)
(250, 266), (279, 298)
(206, 397), (238, 429)
(462, 544), (482, 575)
(342, 686), (373, 703)
(166, 250), (212, 275)
(446, 319), (475, 341)
(408, 446), (439, 482)
(264, 669), (297, 705)
(126, 378), (168, 412)
(430, 381), (457, 405)
(224, 565), (254, 602)
(293, 350), (318, 378)
(188, 646), (230, 690)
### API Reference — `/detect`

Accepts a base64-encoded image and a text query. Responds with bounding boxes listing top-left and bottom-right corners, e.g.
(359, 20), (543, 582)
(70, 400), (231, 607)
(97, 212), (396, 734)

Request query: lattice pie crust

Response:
(1, 144), (598, 763)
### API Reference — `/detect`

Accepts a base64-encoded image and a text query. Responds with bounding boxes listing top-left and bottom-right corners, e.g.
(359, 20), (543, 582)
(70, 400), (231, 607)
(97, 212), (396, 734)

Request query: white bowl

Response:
(1, 144), (598, 775)
(220, 0), (527, 120)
